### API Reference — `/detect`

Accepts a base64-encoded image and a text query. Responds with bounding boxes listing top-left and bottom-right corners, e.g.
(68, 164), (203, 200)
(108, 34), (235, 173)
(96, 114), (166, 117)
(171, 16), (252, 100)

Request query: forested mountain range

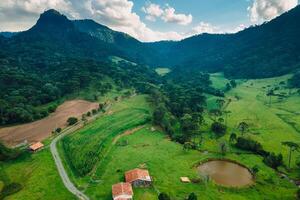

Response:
(1, 6), (300, 125)
(146, 5), (300, 78)
(2, 6), (300, 79)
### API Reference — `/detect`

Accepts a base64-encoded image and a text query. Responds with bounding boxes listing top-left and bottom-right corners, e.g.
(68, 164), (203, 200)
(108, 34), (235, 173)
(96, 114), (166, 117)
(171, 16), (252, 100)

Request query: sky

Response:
(0, 0), (298, 42)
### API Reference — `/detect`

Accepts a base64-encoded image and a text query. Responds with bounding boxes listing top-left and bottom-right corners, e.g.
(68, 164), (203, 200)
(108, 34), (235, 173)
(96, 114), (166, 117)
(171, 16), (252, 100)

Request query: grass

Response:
(84, 126), (296, 200)
(60, 95), (151, 180)
(2, 74), (300, 199)
(155, 68), (171, 76)
(0, 149), (75, 200)
(59, 93), (297, 200)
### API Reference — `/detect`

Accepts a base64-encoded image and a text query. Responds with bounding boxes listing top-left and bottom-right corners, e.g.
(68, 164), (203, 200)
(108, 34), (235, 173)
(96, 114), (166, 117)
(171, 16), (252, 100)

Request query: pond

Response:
(197, 160), (254, 187)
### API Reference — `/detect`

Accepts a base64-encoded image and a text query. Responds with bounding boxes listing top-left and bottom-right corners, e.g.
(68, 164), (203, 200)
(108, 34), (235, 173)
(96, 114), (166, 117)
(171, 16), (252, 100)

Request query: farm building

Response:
(112, 182), (133, 200)
(29, 142), (44, 152)
(125, 168), (152, 187)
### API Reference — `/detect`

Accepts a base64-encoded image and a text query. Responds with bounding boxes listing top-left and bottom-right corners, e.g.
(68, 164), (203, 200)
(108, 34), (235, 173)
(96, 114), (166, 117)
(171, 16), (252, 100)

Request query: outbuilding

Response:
(112, 182), (133, 200)
(29, 142), (44, 152)
(125, 168), (152, 187)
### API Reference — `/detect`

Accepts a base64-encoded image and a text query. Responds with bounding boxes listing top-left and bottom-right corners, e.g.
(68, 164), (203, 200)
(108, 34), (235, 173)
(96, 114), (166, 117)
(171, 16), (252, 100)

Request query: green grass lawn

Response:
(155, 68), (171, 76)
(0, 148), (75, 200)
(59, 93), (297, 200)
(84, 126), (296, 200)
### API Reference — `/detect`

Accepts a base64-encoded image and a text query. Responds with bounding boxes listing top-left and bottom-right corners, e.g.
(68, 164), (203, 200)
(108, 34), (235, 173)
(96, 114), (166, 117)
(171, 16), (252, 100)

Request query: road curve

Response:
(50, 124), (90, 200)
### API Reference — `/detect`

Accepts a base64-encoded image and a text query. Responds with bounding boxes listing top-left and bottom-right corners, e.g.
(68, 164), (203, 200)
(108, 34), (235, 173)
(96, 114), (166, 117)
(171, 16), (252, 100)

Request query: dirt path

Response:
(0, 100), (99, 146)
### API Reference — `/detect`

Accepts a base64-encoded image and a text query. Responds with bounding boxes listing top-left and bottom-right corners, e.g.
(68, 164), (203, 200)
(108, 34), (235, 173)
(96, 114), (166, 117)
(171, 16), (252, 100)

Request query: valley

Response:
(1, 74), (299, 199)
(1, 5), (300, 200)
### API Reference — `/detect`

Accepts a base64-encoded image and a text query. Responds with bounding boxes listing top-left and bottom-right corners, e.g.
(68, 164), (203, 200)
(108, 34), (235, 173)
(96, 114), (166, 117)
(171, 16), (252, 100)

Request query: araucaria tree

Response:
(282, 141), (299, 168)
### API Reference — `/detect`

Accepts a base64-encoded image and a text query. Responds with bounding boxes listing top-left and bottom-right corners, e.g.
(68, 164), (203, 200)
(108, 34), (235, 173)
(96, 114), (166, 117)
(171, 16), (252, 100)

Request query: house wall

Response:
(132, 180), (151, 187)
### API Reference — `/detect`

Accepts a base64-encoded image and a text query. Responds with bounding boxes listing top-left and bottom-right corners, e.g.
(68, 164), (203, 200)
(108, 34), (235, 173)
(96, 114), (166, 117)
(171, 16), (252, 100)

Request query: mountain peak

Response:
(32, 9), (74, 32)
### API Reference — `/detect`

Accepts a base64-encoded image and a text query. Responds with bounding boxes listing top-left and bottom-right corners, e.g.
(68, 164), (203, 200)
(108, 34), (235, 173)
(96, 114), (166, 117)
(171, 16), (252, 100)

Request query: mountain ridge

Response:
(1, 6), (300, 78)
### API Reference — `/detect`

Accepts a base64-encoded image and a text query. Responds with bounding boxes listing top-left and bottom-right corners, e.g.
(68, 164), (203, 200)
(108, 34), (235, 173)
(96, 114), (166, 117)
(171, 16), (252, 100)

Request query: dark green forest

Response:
(1, 6), (300, 126)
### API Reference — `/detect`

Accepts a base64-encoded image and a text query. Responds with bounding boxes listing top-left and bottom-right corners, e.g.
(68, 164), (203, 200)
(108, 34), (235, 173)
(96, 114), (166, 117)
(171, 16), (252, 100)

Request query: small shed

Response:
(180, 177), (191, 183)
(125, 168), (152, 187)
(29, 142), (44, 152)
(112, 182), (133, 200)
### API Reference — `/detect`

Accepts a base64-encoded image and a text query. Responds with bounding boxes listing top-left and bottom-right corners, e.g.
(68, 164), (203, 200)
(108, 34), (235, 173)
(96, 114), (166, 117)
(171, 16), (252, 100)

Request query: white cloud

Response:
(0, 0), (245, 42)
(142, 3), (192, 25)
(189, 22), (220, 35)
(162, 6), (193, 25)
(142, 3), (163, 21)
(248, 0), (298, 22)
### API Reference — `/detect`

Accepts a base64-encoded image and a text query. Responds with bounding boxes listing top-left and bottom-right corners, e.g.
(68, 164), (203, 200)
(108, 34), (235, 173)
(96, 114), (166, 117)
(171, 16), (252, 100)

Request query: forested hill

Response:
(146, 5), (300, 78)
(2, 6), (300, 79)
(0, 9), (160, 125)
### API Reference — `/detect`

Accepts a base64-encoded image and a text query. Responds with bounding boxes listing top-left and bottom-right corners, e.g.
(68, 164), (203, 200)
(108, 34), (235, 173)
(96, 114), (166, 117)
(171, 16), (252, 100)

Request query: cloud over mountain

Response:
(248, 0), (298, 22)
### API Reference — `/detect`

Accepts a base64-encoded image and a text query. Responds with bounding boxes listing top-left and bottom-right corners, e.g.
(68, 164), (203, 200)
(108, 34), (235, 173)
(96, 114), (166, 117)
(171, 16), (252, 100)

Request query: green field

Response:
(0, 147), (75, 200)
(1, 74), (300, 199)
(155, 68), (171, 76)
(59, 91), (298, 199)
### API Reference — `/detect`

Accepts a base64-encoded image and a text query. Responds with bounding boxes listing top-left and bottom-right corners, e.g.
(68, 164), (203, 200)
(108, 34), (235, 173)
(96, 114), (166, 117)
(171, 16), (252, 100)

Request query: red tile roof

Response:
(112, 182), (133, 199)
(29, 142), (44, 151)
(125, 168), (151, 183)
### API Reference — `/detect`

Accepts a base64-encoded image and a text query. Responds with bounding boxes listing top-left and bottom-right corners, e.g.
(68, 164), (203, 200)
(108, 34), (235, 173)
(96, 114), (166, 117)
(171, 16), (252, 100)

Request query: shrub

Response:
(263, 153), (283, 169)
(0, 143), (21, 161)
(67, 117), (78, 126)
(92, 109), (97, 115)
(235, 137), (264, 154)
(188, 193), (198, 200)
(0, 182), (22, 199)
(55, 127), (62, 133)
(158, 193), (170, 200)
(211, 122), (226, 137)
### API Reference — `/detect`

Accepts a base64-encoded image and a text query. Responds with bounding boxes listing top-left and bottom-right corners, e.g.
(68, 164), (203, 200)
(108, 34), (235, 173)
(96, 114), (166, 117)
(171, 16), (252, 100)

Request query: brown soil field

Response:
(0, 100), (99, 146)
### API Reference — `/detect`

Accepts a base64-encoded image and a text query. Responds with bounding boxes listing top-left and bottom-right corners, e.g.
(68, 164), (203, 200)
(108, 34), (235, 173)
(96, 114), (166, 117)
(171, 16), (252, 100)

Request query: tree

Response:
(209, 109), (222, 121)
(238, 122), (249, 136)
(216, 99), (226, 110)
(266, 89), (274, 107)
(263, 153), (283, 169)
(188, 193), (197, 200)
(219, 141), (228, 155)
(229, 133), (237, 144)
(67, 117), (78, 126)
(55, 127), (62, 133)
(153, 105), (167, 125)
(158, 193), (170, 200)
(223, 110), (231, 126)
(211, 122), (226, 137)
(183, 142), (193, 152)
(282, 141), (299, 168)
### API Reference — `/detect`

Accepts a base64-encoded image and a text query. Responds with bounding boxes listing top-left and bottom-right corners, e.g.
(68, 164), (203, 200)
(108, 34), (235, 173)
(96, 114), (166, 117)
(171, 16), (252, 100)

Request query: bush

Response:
(0, 182), (22, 199)
(211, 122), (226, 137)
(92, 109), (98, 115)
(55, 127), (62, 133)
(263, 153), (283, 169)
(297, 189), (300, 199)
(67, 117), (78, 126)
(188, 193), (198, 200)
(235, 137), (264, 154)
(158, 193), (170, 200)
(0, 143), (21, 161)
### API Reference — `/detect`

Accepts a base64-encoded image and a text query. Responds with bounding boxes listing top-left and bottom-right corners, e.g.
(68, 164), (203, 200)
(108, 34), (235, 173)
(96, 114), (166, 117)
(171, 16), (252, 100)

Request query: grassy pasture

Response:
(0, 148), (75, 200)
(208, 74), (300, 170)
(60, 93), (297, 200)
(84, 126), (296, 200)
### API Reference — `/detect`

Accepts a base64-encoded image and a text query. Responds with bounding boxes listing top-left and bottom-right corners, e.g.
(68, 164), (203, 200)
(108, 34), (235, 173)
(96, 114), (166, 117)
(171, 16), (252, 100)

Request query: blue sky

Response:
(0, 0), (298, 41)
(133, 0), (251, 32)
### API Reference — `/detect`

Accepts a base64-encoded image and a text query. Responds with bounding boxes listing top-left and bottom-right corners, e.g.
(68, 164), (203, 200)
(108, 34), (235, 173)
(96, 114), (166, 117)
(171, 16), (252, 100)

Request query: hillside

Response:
(147, 5), (300, 78)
